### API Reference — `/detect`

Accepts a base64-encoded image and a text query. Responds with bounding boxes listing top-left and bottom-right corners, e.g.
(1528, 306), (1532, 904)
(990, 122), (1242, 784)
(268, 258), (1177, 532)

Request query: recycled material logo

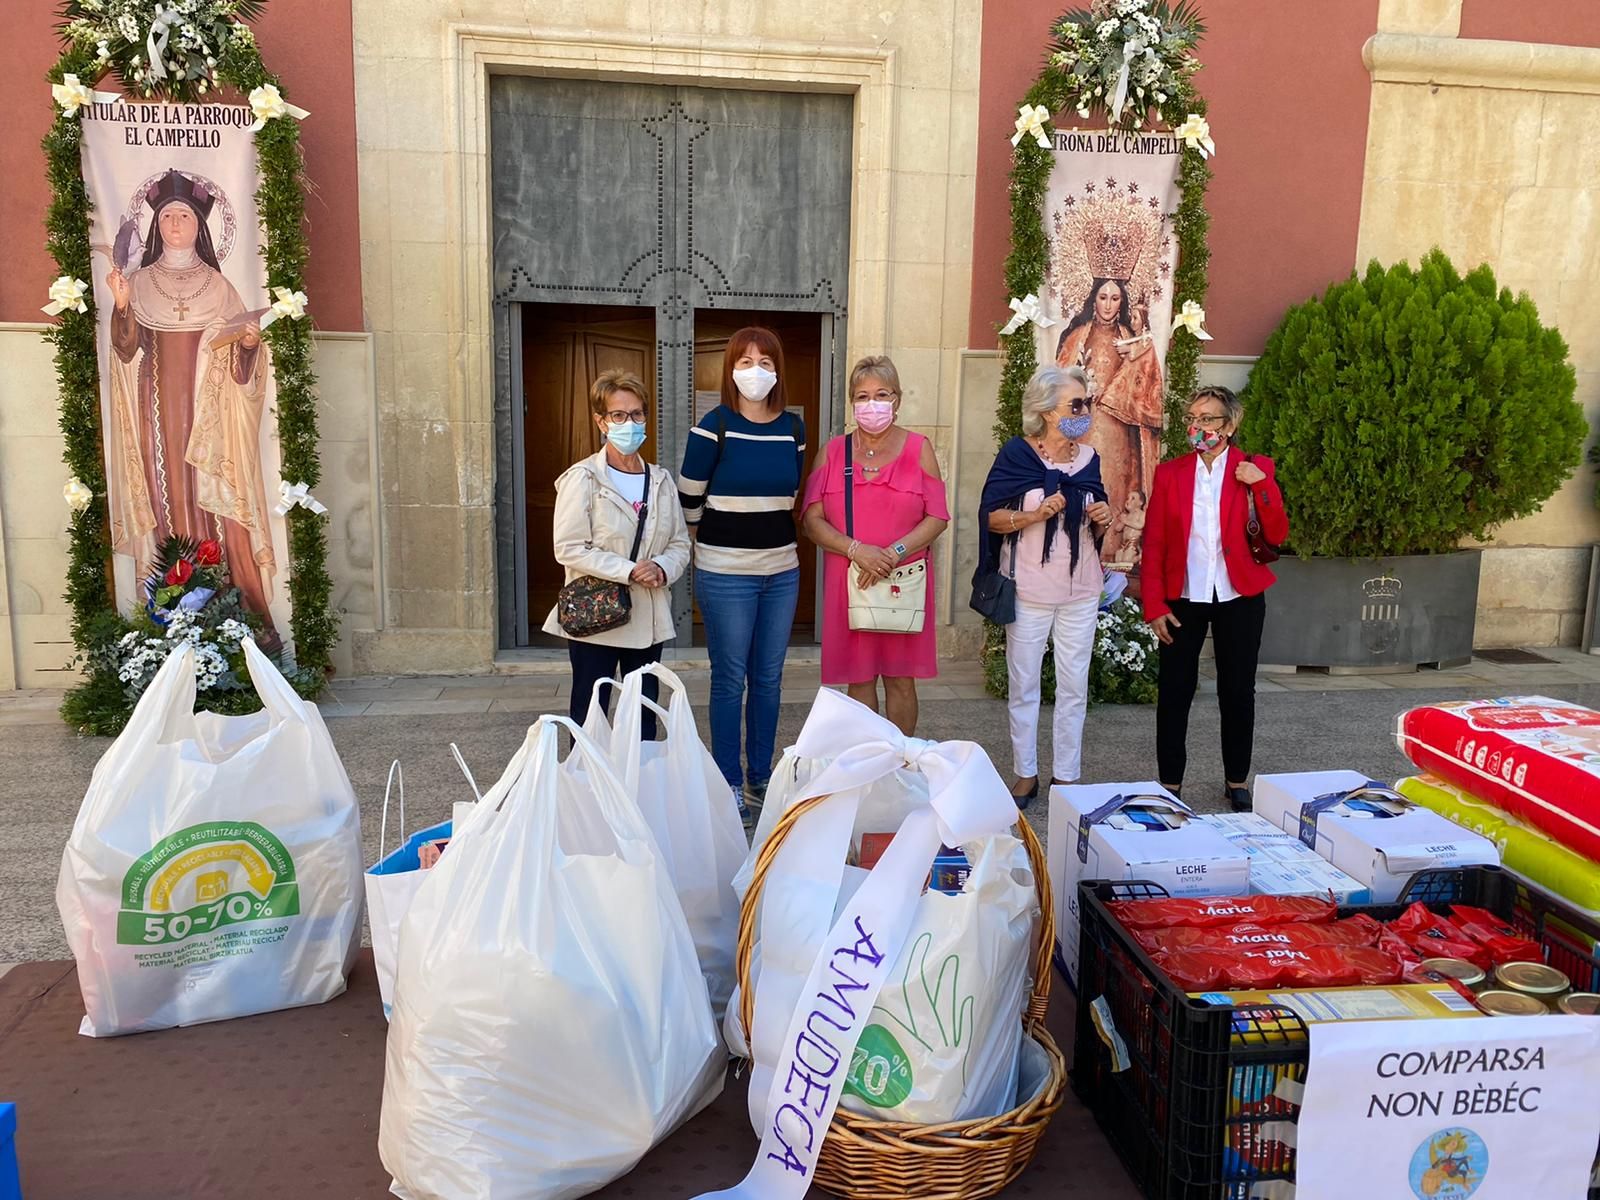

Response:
(1408, 1127), (1488, 1199)
(116, 822), (300, 946)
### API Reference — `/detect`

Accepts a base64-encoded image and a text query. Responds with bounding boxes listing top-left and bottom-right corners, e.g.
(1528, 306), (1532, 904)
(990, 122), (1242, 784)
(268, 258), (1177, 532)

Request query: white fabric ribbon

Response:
(274, 480), (327, 517)
(1109, 38), (1147, 124)
(1010, 103), (1052, 149)
(1176, 112), (1216, 158)
(51, 74), (119, 118)
(145, 7), (183, 82)
(1174, 299), (1213, 341)
(63, 476), (94, 513)
(257, 286), (308, 331)
(1000, 292), (1058, 336)
(42, 276), (89, 316)
(692, 690), (1016, 1200)
(248, 84), (311, 133)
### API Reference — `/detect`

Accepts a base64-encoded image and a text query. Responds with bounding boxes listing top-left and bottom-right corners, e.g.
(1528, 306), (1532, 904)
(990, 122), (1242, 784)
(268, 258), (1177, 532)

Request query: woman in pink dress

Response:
(801, 356), (950, 735)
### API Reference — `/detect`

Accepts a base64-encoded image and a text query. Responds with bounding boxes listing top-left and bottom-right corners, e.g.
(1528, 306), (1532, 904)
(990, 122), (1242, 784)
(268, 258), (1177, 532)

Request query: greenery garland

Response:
(986, 1), (1212, 702)
(44, 4), (336, 733)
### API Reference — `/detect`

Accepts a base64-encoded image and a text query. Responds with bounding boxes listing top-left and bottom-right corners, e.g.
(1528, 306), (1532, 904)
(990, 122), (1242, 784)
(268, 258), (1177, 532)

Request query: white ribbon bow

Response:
(1176, 113), (1216, 158)
(248, 84), (311, 132)
(274, 480), (328, 517)
(1109, 38), (1146, 124)
(63, 476), (94, 513)
(697, 690), (1016, 1200)
(1174, 299), (1213, 340)
(1000, 292), (1058, 336)
(258, 286), (308, 331)
(42, 276), (89, 317)
(145, 6), (183, 82)
(1010, 103), (1052, 149)
(51, 73), (119, 118)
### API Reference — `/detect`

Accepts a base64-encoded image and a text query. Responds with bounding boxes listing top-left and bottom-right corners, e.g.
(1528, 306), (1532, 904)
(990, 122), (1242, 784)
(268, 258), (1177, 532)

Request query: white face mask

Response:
(732, 365), (778, 403)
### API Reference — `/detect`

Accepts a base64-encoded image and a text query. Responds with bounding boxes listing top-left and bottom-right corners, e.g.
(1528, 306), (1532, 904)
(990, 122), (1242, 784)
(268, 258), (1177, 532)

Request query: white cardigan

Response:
(541, 451), (692, 648)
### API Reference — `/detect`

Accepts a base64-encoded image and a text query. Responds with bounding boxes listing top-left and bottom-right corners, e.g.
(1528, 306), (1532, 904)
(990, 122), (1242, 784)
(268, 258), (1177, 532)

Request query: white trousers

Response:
(1005, 595), (1098, 781)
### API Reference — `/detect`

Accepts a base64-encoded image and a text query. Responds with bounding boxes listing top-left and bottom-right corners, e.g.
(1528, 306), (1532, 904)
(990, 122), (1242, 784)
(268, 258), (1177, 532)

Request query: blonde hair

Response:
(590, 368), (650, 416)
(848, 355), (901, 398)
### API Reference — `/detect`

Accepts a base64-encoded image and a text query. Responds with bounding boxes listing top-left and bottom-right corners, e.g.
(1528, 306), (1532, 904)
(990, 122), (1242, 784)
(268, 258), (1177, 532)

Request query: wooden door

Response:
(521, 304), (655, 638)
(691, 311), (823, 640)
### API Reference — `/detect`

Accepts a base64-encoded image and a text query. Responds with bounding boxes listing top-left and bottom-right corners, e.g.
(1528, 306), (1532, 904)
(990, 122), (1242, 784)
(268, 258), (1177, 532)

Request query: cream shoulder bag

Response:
(844, 435), (927, 634)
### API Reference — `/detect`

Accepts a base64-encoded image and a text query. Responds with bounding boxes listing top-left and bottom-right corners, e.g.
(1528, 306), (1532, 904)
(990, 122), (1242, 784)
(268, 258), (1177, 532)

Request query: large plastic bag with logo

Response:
(379, 716), (724, 1200)
(55, 639), (363, 1037)
(707, 690), (1022, 1197)
(590, 664), (746, 1026)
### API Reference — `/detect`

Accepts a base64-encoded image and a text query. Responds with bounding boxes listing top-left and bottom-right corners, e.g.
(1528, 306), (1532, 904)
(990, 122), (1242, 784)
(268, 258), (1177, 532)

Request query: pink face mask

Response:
(854, 400), (895, 434)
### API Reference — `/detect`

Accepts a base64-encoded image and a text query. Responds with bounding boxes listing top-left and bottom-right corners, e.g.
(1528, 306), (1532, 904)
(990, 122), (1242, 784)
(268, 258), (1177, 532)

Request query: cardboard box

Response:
(1253, 770), (1498, 904)
(1192, 983), (1484, 1033)
(1200, 811), (1373, 904)
(1049, 782), (1250, 985)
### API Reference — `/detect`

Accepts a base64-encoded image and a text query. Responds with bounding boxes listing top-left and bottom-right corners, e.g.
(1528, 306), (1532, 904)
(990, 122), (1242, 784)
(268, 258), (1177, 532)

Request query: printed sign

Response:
(1295, 1016), (1600, 1199)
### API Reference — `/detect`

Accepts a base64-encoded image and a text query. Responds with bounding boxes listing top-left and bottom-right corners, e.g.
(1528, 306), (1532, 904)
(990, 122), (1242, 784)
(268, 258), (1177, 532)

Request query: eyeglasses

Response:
(1187, 413), (1228, 428)
(852, 390), (898, 404)
(604, 410), (647, 426)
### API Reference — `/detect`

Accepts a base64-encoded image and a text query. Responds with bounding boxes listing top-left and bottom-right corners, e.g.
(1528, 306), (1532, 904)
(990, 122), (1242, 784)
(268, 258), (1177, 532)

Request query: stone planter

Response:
(1258, 551), (1481, 670)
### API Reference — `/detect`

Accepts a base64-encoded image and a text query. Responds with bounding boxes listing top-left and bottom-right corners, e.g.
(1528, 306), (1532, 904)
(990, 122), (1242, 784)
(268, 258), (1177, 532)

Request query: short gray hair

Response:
(1020, 365), (1091, 437)
(1190, 384), (1244, 428)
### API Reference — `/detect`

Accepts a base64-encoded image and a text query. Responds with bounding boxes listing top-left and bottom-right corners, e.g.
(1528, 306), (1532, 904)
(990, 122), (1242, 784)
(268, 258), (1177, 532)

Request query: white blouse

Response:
(1182, 454), (1239, 603)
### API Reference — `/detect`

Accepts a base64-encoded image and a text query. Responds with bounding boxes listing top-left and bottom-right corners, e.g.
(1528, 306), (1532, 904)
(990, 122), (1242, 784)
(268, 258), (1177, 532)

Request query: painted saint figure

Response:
(1054, 274), (1164, 520)
(103, 169), (278, 638)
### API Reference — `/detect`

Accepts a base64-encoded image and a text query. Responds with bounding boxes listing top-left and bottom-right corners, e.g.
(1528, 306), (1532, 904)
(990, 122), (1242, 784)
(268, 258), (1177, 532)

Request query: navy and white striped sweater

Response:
(677, 405), (806, 576)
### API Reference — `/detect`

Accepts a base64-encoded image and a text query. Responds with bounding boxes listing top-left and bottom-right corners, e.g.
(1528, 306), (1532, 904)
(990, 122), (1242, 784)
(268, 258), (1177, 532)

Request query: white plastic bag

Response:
(838, 834), (1037, 1123)
(604, 664), (746, 1026)
(379, 716), (724, 1200)
(56, 639), (363, 1037)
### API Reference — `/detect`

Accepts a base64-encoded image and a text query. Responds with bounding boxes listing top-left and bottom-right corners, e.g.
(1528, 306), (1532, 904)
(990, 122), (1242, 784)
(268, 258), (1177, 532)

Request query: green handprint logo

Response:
(846, 930), (977, 1110)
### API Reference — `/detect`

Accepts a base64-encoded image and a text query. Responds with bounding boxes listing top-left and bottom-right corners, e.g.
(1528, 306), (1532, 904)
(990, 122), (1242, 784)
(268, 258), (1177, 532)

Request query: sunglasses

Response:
(1065, 397), (1094, 416)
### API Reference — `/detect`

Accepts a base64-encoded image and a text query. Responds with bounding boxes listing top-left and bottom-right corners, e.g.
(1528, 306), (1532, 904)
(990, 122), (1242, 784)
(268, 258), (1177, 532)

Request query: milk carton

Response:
(1253, 770), (1498, 904)
(1048, 782), (1250, 986)
(1201, 811), (1373, 905)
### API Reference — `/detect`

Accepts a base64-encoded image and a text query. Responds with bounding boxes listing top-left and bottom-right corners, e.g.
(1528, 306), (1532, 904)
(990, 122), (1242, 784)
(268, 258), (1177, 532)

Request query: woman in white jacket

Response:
(543, 369), (691, 738)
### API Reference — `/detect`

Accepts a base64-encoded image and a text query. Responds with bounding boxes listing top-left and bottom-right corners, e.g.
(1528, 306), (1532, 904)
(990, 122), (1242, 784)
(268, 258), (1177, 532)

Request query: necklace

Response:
(146, 263), (215, 322)
(1036, 439), (1079, 464)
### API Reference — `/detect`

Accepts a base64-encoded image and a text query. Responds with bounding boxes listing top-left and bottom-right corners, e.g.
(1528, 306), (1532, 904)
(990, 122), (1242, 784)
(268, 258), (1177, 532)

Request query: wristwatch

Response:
(892, 542), (909, 561)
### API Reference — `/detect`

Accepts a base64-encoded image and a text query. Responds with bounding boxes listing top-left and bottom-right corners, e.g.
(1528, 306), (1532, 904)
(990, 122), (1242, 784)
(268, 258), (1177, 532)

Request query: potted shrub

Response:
(1240, 249), (1584, 669)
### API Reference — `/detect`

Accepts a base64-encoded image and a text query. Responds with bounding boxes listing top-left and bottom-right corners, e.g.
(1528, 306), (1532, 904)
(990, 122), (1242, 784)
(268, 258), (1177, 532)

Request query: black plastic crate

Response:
(1070, 865), (1600, 1200)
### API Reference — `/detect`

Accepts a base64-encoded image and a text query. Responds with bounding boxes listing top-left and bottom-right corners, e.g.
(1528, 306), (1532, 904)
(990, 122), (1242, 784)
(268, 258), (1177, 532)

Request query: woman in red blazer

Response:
(1142, 385), (1289, 811)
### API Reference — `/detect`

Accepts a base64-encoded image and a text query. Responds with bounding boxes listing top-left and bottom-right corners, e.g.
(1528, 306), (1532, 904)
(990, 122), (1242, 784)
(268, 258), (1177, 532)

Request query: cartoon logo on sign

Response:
(116, 821), (300, 946)
(1408, 1127), (1488, 1198)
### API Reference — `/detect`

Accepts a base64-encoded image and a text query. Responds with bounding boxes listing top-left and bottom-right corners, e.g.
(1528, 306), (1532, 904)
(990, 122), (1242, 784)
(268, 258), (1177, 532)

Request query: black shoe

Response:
(1012, 777), (1039, 811)
(1226, 785), (1251, 813)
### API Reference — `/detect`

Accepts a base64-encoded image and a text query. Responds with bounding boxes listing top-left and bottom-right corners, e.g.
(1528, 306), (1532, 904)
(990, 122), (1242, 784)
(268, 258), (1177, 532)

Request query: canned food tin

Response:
(1558, 992), (1600, 1015)
(1477, 990), (1550, 1017)
(1419, 957), (1486, 989)
(1493, 961), (1570, 997)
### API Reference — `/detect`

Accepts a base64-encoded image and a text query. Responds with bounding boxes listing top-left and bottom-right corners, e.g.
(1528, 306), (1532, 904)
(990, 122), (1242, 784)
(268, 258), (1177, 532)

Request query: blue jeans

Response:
(696, 566), (800, 790)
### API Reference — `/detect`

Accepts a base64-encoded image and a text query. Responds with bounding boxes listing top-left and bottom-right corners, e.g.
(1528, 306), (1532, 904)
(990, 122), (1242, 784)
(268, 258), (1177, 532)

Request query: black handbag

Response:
(556, 469), (651, 638)
(968, 525), (1020, 625)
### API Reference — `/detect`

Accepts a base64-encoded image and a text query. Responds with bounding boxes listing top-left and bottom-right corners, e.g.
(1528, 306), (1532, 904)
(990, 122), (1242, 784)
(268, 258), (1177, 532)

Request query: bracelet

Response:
(847, 539), (860, 560)
(1008, 511), (1019, 532)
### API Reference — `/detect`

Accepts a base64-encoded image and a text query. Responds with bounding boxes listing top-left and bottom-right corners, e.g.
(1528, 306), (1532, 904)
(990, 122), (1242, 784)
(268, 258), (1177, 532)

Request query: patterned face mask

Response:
(1058, 414), (1092, 439)
(1188, 424), (1224, 452)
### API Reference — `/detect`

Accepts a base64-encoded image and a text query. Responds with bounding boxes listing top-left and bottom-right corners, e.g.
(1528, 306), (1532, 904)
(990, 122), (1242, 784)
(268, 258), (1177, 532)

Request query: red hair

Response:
(720, 326), (788, 411)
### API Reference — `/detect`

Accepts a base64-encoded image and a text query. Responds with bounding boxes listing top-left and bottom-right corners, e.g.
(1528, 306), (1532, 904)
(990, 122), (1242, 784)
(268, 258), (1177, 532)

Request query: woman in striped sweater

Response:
(678, 326), (806, 824)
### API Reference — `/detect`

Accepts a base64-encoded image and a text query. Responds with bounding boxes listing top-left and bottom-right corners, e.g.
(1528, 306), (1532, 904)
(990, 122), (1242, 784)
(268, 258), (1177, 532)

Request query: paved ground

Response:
(8, 647), (1600, 961)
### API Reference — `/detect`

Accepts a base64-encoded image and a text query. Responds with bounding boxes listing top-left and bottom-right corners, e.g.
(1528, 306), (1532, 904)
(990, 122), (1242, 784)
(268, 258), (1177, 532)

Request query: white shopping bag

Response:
(604, 664), (746, 1026)
(380, 716), (724, 1200)
(56, 639), (363, 1037)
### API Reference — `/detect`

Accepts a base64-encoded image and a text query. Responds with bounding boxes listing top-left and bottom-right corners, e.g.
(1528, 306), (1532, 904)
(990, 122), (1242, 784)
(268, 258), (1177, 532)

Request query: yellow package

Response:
(1192, 983), (1484, 1042)
(1396, 774), (1600, 917)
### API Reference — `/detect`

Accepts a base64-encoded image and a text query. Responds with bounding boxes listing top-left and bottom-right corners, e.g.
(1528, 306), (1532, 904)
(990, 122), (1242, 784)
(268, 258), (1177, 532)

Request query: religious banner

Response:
(1037, 128), (1182, 571)
(1295, 1014), (1600, 1199)
(80, 100), (291, 649)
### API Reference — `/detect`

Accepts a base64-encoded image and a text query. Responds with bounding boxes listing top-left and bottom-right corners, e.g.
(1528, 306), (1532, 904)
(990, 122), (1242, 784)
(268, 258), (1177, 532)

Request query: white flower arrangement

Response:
(58, 0), (259, 101)
(108, 600), (255, 697)
(1050, 1), (1205, 131)
(1089, 595), (1159, 704)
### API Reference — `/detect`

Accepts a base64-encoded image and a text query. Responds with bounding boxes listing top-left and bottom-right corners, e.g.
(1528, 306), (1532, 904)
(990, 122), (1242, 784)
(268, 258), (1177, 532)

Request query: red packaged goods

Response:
(1155, 944), (1403, 991)
(1388, 902), (1491, 970)
(1396, 697), (1600, 862)
(1144, 917), (1382, 957)
(1109, 894), (1337, 932)
(1447, 903), (1544, 965)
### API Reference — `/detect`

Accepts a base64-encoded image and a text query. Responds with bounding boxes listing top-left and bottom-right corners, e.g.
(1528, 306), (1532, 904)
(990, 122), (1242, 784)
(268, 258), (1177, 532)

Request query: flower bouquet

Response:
(1048, 0), (1205, 129)
(57, 0), (267, 101)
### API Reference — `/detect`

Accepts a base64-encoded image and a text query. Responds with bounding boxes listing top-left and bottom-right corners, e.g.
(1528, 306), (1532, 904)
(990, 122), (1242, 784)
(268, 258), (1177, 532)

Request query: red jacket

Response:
(1141, 447), (1290, 622)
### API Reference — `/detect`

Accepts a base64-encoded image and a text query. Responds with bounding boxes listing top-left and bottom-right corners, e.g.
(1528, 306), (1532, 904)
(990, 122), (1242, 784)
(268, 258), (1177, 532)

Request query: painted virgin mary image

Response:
(102, 169), (278, 640)
(1049, 188), (1168, 530)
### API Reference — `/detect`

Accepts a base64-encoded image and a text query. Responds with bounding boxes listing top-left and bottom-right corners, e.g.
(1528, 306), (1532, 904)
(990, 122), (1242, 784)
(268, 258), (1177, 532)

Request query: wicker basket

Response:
(734, 794), (1067, 1200)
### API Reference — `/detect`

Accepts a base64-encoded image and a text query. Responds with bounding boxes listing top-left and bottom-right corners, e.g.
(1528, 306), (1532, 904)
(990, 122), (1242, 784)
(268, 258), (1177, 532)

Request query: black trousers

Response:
(1155, 592), (1266, 788)
(568, 639), (665, 741)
